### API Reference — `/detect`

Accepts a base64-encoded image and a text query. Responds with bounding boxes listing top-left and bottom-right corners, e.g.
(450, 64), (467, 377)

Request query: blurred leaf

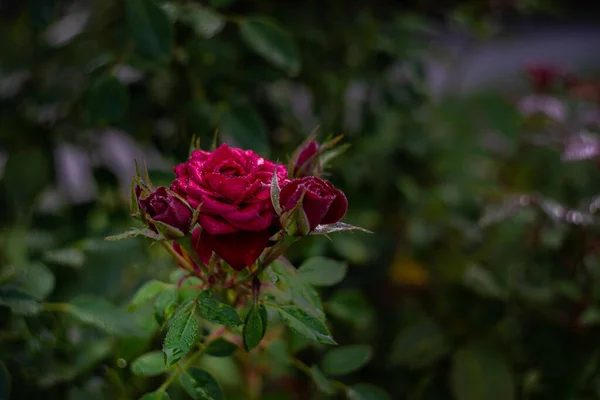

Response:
(579, 308), (600, 326)
(297, 257), (347, 287)
(332, 236), (369, 264)
(276, 305), (336, 345)
(389, 256), (429, 287)
(2, 148), (50, 207)
(0, 361), (10, 400)
(17, 262), (55, 300)
(326, 289), (373, 328)
(69, 295), (146, 337)
(346, 383), (392, 400)
(181, 5), (225, 39)
(0, 286), (41, 315)
(139, 392), (170, 400)
(310, 365), (336, 395)
(238, 16), (300, 76)
(39, 339), (112, 388)
(462, 264), (507, 300)
(86, 76), (129, 125)
(243, 304), (267, 351)
(450, 344), (515, 400)
(179, 368), (222, 400)
(43, 248), (85, 268)
(126, 0), (174, 61)
(163, 302), (199, 366)
(390, 320), (450, 369)
(130, 280), (171, 310)
(209, 0), (235, 7)
(322, 345), (372, 376)
(131, 351), (166, 376)
(220, 105), (270, 156)
(197, 294), (242, 327)
(205, 338), (238, 357)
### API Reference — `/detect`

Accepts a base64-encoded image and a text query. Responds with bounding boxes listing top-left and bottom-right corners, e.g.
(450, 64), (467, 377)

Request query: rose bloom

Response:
(171, 144), (287, 270)
(138, 186), (193, 237)
(279, 176), (347, 232)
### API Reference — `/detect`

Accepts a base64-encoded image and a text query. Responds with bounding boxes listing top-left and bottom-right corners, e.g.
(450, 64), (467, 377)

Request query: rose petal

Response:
(198, 214), (239, 235)
(321, 189), (348, 224)
(191, 227), (212, 265)
(201, 229), (271, 271)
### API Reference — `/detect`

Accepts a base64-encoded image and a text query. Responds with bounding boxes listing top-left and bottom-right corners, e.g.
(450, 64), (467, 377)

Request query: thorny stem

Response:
(160, 241), (201, 276)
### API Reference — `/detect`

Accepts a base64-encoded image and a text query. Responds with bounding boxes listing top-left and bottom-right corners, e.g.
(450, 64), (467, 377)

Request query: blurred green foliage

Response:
(3, 0), (600, 399)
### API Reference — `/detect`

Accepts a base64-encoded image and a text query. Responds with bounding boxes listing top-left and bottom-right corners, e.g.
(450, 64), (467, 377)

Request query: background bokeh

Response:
(3, 0), (600, 399)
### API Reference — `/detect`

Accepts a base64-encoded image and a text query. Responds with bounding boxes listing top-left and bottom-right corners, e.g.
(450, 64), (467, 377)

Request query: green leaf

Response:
(154, 287), (179, 324)
(310, 222), (372, 235)
(462, 264), (507, 300)
(346, 383), (392, 400)
(197, 294), (242, 327)
(293, 281), (325, 321)
(310, 365), (336, 395)
(0, 361), (10, 400)
(69, 295), (145, 337)
(126, 0), (173, 61)
(131, 351), (166, 376)
(243, 304), (268, 351)
(179, 368), (222, 400)
(389, 320), (451, 369)
(139, 391), (171, 400)
(298, 257), (347, 287)
(205, 338), (238, 357)
(181, 5), (225, 39)
(270, 168), (282, 215)
(322, 345), (372, 376)
(238, 16), (300, 76)
(276, 305), (336, 345)
(17, 262), (55, 300)
(0, 286), (41, 315)
(86, 76), (129, 125)
(220, 106), (269, 156)
(450, 344), (515, 400)
(130, 280), (171, 310)
(163, 302), (199, 366)
(326, 289), (373, 329)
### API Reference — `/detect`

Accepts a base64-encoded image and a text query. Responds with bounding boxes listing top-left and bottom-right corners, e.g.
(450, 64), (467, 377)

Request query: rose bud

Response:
(525, 63), (562, 92)
(279, 176), (348, 235)
(138, 186), (193, 239)
(291, 140), (322, 178)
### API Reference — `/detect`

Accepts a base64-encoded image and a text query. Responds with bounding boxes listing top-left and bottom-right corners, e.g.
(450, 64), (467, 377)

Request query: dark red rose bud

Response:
(526, 63), (563, 92)
(279, 177), (347, 233)
(292, 140), (322, 178)
(139, 186), (193, 237)
(199, 229), (272, 271)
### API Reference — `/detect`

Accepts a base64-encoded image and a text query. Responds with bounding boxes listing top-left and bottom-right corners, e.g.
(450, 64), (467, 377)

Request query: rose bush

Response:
(280, 176), (348, 233)
(170, 144), (288, 269)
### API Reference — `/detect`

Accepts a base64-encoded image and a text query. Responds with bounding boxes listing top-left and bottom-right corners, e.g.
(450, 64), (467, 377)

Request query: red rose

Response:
(138, 186), (193, 238)
(170, 144), (287, 270)
(291, 140), (322, 178)
(279, 176), (347, 233)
